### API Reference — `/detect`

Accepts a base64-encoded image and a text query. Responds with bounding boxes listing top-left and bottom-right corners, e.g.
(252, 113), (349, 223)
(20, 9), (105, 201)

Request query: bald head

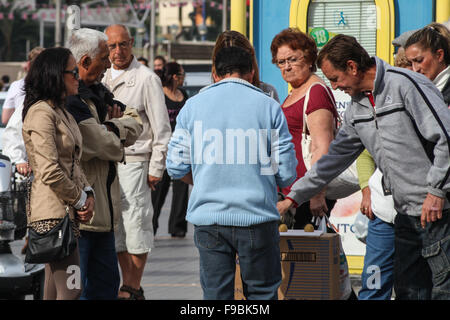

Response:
(105, 24), (132, 38)
(105, 24), (134, 70)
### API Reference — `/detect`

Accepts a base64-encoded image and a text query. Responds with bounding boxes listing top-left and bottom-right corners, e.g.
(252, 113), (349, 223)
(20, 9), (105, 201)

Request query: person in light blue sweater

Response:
(166, 46), (297, 300)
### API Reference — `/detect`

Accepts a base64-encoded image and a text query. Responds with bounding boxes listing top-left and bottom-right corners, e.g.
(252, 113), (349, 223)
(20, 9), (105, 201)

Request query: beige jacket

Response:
(103, 57), (172, 178)
(22, 100), (90, 223)
(75, 99), (142, 232)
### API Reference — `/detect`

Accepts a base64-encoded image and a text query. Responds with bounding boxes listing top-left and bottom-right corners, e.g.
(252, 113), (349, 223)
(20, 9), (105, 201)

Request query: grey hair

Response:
(68, 28), (108, 63)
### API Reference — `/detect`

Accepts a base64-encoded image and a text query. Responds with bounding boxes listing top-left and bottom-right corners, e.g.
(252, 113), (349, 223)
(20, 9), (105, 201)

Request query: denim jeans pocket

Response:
(194, 225), (220, 249)
(248, 222), (279, 250)
(422, 236), (450, 286)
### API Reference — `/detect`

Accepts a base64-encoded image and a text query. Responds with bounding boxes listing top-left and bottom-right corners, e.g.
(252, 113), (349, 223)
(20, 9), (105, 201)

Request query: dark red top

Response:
(281, 84), (338, 195)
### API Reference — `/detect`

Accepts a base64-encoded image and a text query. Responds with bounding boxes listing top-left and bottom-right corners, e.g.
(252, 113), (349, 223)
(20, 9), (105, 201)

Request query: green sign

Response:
(309, 27), (330, 48)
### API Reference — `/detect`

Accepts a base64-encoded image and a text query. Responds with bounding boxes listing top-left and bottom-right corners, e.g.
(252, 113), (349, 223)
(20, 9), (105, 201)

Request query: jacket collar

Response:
(77, 80), (110, 122)
(433, 65), (450, 92)
(353, 56), (387, 108)
(37, 100), (79, 146)
(200, 77), (265, 95)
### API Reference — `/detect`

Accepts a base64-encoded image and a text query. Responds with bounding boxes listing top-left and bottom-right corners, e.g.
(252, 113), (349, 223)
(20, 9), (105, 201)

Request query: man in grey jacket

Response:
(277, 34), (450, 300)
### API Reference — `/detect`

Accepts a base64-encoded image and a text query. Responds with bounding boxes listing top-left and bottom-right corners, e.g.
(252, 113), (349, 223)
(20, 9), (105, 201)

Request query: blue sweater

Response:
(166, 78), (297, 226)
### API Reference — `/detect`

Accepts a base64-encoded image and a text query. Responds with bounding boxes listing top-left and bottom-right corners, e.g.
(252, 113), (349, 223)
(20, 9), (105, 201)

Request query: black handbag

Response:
(25, 212), (76, 264)
(24, 156), (77, 264)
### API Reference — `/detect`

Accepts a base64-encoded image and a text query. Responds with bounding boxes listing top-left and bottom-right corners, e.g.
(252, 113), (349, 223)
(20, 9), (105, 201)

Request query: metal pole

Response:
(222, 0), (227, 32)
(230, 0), (246, 36)
(26, 40), (30, 57)
(40, 19), (44, 48)
(150, 0), (156, 69)
(201, 0), (206, 41)
(55, 0), (62, 47)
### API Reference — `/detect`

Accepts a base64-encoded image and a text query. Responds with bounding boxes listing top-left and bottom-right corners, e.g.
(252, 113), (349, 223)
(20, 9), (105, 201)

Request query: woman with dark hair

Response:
(151, 62), (190, 238)
(22, 47), (95, 300)
(272, 28), (339, 227)
(405, 23), (450, 105)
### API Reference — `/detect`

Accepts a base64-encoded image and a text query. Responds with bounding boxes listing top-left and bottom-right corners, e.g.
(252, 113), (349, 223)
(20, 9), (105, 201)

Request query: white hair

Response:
(68, 28), (108, 63)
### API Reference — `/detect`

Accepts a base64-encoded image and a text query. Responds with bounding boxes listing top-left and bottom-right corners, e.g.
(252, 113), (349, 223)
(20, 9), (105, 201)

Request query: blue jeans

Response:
(358, 216), (395, 300)
(194, 221), (281, 300)
(394, 209), (450, 300)
(78, 231), (120, 300)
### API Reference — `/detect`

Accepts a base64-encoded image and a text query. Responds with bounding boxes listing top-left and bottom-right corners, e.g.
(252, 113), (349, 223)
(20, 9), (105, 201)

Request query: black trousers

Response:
(151, 170), (189, 235)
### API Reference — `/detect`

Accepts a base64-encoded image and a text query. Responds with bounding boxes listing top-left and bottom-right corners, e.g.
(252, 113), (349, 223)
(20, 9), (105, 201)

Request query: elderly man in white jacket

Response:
(103, 24), (172, 300)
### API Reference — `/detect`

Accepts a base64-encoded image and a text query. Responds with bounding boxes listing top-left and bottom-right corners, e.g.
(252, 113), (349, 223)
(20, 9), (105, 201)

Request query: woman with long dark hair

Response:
(22, 47), (95, 300)
(151, 62), (190, 238)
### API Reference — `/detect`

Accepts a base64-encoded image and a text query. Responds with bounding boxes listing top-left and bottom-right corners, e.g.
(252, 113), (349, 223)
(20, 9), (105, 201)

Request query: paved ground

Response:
(9, 186), (203, 300)
(9, 185), (362, 300)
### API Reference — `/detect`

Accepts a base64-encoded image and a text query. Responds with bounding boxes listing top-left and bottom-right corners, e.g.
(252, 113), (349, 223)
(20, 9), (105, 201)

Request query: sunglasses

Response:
(63, 67), (79, 80)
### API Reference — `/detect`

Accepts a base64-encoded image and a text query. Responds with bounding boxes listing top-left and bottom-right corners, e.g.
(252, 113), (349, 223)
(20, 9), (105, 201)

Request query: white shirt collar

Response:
(433, 66), (450, 92)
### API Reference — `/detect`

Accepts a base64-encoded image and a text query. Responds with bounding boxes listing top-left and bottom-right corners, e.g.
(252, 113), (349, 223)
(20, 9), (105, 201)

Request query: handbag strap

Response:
(302, 82), (339, 138)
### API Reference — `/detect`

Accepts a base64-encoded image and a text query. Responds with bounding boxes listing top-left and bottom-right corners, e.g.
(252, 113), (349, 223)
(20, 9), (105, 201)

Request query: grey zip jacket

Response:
(287, 57), (450, 217)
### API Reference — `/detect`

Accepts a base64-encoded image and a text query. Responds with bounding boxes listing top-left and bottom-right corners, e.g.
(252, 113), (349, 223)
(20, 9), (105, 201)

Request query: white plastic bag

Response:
(317, 215), (352, 300)
(353, 211), (369, 244)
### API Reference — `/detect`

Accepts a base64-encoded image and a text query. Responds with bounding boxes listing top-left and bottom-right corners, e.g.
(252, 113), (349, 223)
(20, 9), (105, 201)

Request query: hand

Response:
(181, 172), (193, 185)
(147, 175), (161, 191)
(277, 198), (294, 216)
(309, 192), (328, 217)
(360, 186), (375, 220)
(16, 162), (32, 176)
(108, 104), (124, 119)
(421, 193), (444, 228)
(76, 196), (94, 224)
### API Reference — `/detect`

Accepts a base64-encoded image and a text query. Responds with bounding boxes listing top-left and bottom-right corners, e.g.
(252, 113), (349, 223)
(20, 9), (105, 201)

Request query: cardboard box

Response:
(235, 232), (340, 300)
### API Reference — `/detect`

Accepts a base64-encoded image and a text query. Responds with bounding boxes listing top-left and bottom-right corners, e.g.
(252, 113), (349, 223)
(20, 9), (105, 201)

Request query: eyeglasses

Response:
(276, 55), (305, 68)
(63, 67), (79, 80)
(177, 72), (185, 77)
(107, 40), (132, 51)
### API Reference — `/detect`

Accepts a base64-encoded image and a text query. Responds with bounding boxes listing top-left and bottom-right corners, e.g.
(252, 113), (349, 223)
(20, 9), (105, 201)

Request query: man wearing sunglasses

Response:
(66, 28), (143, 300)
